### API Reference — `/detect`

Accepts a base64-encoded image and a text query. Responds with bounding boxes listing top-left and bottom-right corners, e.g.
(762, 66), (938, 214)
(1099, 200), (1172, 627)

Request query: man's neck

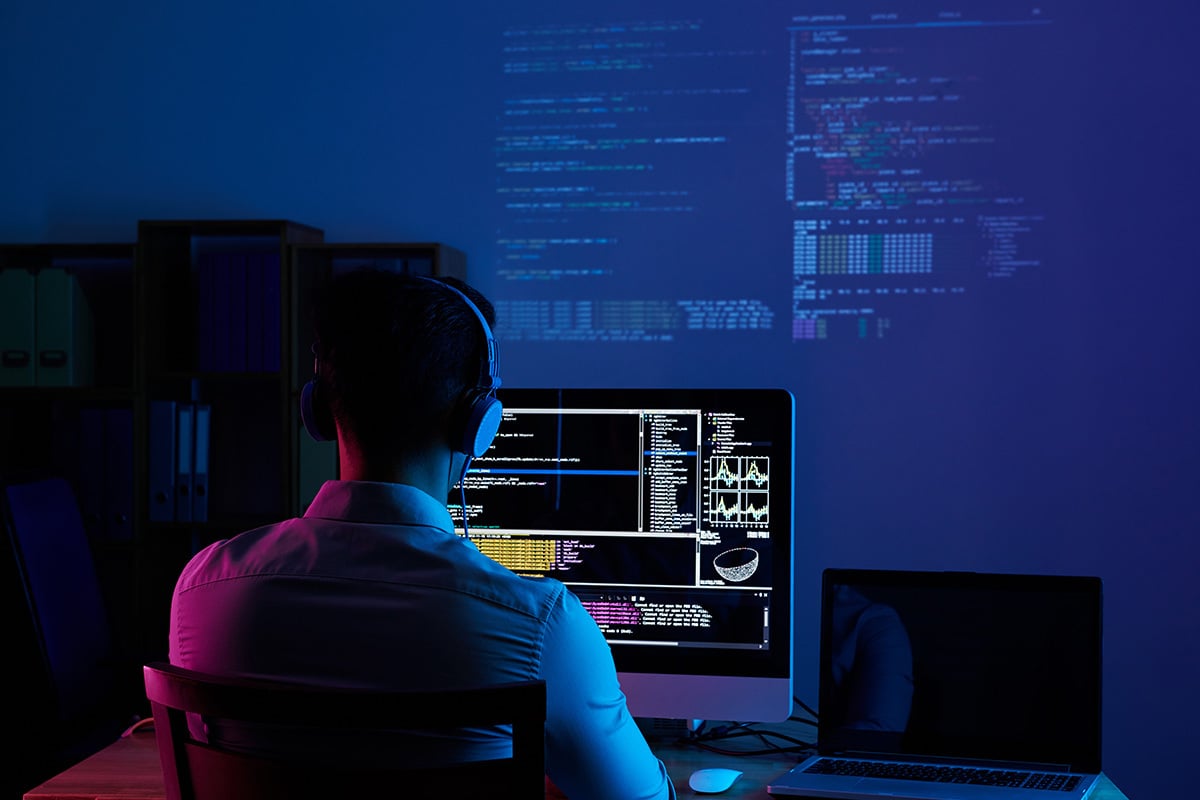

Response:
(338, 439), (457, 501)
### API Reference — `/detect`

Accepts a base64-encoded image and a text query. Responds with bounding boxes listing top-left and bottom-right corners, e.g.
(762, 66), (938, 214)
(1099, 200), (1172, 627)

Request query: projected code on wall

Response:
(491, 17), (778, 342)
(787, 8), (1054, 340)
(487, 5), (1055, 344)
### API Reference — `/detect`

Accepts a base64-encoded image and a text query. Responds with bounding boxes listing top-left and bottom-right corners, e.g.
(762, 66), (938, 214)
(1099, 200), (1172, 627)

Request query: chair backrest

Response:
(142, 661), (546, 800)
(3, 477), (117, 720)
(2, 476), (135, 797)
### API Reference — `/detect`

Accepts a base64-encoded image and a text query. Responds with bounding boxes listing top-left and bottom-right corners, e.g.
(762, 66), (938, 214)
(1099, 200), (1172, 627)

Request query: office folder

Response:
(175, 403), (194, 522)
(209, 254), (232, 372)
(35, 267), (94, 386)
(244, 253), (264, 372)
(261, 252), (281, 371)
(0, 268), (36, 386)
(192, 403), (211, 522)
(66, 406), (134, 539)
(228, 253), (247, 371)
(77, 407), (107, 538)
(195, 253), (219, 372)
(104, 407), (134, 540)
(148, 400), (177, 522)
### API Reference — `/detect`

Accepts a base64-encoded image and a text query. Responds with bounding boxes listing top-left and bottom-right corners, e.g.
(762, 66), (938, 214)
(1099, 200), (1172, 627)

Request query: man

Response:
(169, 268), (675, 800)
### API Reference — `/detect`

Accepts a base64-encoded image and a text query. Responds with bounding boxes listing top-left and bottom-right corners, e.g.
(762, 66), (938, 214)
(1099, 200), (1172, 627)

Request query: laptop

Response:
(768, 568), (1104, 800)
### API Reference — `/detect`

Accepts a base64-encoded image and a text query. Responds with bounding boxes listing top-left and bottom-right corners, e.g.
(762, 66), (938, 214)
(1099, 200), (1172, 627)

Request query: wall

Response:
(3, 2), (1197, 797)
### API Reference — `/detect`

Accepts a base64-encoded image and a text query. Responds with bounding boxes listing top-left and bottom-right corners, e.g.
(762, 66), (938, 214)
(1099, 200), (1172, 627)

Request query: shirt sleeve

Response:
(538, 589), (676, 800)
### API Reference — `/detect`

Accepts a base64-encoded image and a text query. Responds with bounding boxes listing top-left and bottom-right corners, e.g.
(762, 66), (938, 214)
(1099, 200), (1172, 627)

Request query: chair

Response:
(2, 476), (142, 797)
(142, 661), (547, 800)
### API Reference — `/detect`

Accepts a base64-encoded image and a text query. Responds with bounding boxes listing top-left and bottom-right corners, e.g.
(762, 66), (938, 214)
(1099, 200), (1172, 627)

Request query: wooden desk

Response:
(23, 728), (1130, 800)
(23, 730), (164, 800)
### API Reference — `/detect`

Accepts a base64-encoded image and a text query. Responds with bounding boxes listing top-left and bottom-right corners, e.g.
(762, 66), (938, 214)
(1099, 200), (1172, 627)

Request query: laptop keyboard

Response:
(804, 758), (1083, 792)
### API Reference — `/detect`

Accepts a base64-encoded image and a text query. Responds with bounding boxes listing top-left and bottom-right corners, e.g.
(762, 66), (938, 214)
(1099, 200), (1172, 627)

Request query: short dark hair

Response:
(311, 269), (496, 459)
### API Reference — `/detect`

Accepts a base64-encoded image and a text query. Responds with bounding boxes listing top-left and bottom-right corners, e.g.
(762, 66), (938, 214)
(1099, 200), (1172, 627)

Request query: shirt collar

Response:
(303, 480), (454, 532)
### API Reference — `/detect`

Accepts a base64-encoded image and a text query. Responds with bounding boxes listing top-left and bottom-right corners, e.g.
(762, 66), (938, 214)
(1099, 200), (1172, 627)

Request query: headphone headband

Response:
(415, 276), (501, 393)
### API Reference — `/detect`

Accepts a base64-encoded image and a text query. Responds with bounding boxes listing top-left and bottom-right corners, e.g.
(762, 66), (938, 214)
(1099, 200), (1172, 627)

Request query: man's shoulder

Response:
(173, 519), (291, 588)
(452, 553), (573, 623)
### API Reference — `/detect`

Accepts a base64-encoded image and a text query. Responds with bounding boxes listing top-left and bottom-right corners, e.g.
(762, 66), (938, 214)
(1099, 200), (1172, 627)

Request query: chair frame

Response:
(143, 661), (546, 800)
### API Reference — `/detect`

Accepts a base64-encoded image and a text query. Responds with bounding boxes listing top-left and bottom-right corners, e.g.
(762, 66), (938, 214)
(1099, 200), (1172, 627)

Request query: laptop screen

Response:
(818, 569), (1103, 773)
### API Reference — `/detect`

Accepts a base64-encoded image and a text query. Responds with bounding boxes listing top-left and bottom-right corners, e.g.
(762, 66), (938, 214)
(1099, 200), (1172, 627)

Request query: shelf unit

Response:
(2, 227), (473, 798)
(0, 243), (140, 794)
(0, 242), (139, 638)
(2, 227), (472, 677)
(134, 219), (325, 656)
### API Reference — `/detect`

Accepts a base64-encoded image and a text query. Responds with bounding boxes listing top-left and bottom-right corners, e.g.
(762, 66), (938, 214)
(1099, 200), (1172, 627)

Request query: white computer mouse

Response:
(688, 767), (743, 794)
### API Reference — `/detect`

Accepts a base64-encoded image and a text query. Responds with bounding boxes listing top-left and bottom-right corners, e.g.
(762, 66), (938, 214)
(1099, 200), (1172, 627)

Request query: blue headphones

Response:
(300, 276), (503, 460)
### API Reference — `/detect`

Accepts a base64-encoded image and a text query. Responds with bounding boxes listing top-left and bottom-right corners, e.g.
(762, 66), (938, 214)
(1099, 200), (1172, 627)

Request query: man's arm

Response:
(538, 590), (676, 800)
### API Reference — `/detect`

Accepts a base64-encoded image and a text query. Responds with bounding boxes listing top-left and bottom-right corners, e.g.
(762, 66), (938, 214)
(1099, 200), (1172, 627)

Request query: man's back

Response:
(170, 480), (675, 799)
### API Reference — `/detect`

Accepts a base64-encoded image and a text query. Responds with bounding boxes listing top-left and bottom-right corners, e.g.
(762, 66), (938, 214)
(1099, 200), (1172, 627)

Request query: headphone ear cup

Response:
(301, 379), (337, 442)
(457, 392), (503, 459)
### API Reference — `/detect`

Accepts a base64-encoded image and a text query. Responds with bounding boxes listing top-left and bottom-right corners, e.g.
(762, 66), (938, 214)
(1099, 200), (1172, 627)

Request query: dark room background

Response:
(3, 2), (1197, 797)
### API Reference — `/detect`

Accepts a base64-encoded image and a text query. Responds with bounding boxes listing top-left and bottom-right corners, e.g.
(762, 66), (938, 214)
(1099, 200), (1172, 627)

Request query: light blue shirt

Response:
(170, 480), (675, 800)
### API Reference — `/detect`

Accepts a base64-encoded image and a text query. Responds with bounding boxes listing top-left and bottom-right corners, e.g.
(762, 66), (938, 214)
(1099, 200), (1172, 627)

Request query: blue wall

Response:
(4, 3), (1197, 797)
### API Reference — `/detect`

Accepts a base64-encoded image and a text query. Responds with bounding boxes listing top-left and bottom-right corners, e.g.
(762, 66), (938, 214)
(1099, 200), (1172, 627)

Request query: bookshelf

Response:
(0, 242), (139, 631)
(0, 243), (139, 795)
(143, 230), (475, 653)
(1, 230), (471, 794)
(134, 219), (325, 656)
(1, 226), (471, 689)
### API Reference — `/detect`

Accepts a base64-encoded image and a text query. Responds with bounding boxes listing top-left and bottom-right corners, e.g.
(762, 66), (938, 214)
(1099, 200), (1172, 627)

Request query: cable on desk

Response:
(121, 716), (156, 737)
(679, 722), (815, 757)
(793, 695), (819, 723)
(674, 695), (819, 757)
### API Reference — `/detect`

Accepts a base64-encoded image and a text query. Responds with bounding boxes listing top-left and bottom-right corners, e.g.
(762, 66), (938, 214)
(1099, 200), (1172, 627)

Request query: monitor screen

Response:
(449, 387), (795, 722)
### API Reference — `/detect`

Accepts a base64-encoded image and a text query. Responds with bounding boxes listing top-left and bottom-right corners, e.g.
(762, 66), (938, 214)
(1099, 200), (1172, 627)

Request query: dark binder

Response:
(192, 403), (211, 522)
(211, 254), (232, 371)
(195, 253), (219, 372)
(244, 253), (264, 371)
(0, 268), (36, 386)
(148, 400), (177, 522)
(104, 407), (134, 540)
(228, 253), (247, 371)
(261, 252), (281, 371)
(175, 403), (194, 522)
(34, 267), (94, 386)
(77, 408), (108, 538)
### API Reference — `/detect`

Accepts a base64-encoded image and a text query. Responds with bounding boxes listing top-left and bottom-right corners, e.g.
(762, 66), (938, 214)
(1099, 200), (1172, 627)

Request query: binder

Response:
(195, 253), (218, 372)
(244, 253), (264, 372)
(210, 254), (232, 372)
(77, 407), (108, 537)
(228, 253), (247, 371)
(0, 268), (36, 386)
(191, 403), (211, 523)
(261, 252), (281, 371)
(34, 267), (94, 386)
(175, 403), (194, 522)
(148, 400), (177, 522)
(104, 407), (134, 540)
(60, 406), (133, 540)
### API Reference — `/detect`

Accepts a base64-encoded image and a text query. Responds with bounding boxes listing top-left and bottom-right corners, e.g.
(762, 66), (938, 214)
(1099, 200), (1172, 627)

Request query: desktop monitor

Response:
(449, 387), (794, 723)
